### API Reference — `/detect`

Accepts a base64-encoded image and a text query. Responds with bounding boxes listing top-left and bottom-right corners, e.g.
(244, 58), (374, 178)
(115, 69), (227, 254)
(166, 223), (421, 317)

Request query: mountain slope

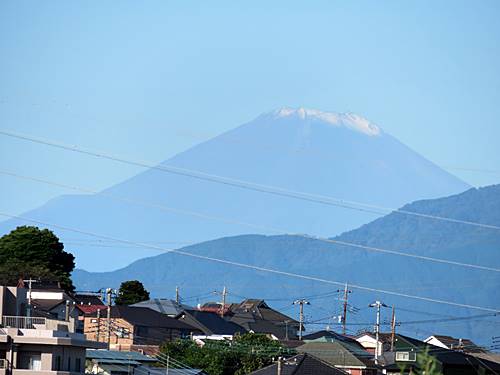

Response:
(73, 184), (500, 344)
(0, 108), (470, 269)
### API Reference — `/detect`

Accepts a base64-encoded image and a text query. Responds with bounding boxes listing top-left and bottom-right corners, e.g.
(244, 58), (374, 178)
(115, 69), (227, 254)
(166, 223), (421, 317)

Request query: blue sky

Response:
(1, 0), (499, 216)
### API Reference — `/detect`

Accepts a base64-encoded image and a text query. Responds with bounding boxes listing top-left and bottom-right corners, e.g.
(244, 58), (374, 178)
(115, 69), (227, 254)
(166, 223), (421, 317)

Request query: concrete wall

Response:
(13, 343), (85, 373)
(0, 287), (27, 319)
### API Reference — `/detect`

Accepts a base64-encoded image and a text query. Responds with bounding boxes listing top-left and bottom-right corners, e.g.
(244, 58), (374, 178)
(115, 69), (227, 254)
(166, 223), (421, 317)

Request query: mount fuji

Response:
(0, 108), (470, 270)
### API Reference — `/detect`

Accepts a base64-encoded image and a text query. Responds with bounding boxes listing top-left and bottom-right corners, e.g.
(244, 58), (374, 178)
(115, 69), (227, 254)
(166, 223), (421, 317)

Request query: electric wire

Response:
(2, 169), (499, 274)
(1, 211), (499, 314)
(1, 129), (500, 231)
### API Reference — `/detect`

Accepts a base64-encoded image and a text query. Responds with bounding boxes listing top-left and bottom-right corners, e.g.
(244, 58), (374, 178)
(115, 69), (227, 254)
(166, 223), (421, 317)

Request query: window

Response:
(395, 351), (416, 362)
(116, 327), (130, 338)
(18, 351), (42, 370)
(67, 357), (71, 371)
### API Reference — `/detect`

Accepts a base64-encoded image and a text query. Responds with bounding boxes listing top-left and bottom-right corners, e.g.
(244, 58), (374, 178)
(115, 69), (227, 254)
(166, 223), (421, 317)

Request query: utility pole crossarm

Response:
(337, 283), (352, 335)
(293, 299), (310, 340)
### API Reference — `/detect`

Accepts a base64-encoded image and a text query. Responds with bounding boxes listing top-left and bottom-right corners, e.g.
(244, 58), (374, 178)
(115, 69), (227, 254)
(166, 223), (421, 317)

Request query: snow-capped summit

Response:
(272, 107), (381, 136)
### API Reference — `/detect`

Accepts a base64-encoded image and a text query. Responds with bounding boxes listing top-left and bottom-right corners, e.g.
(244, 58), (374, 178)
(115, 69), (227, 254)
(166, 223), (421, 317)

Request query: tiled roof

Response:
(296, 341), (376, 369)
(227, 299), (299, 340)
(73, 294), (104, 306)
(132, 299), (190, 316)
(430, 335), (483, 352)
(249, 354), (348, 375)
(178, 309), (246, 336)
(303, 331), (358, 344)
(105, 306), (199, 330)
(76, 304), (108, 315)
(32, 299), (65, 312)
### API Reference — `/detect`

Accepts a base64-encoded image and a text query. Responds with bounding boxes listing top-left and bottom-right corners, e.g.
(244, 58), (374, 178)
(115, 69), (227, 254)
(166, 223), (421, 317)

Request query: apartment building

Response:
(0, 285), (104, 375)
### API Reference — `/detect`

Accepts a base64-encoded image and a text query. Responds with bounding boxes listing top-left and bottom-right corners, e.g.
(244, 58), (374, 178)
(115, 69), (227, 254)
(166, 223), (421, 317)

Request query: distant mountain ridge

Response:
(73, 184), (500, 344)
(0, 108), (470, 269)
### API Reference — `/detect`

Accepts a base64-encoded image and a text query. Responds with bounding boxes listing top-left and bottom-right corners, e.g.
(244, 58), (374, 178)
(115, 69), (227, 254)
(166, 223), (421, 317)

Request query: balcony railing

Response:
(1, 315), (75, 333)
(1, 316), (46, 329)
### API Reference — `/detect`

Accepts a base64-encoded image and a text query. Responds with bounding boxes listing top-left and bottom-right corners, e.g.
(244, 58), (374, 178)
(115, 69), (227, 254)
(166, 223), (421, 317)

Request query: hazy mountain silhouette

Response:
(73, 184), (500, 344)
(0, 108), (470, 269)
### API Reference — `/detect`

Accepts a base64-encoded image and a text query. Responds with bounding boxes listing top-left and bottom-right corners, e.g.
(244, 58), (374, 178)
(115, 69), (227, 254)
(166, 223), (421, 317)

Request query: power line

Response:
(2, 98), (499, 179)
(2, 169), (499, 273)
(1, 211), (499, 314)
(1, 129), (499, 231)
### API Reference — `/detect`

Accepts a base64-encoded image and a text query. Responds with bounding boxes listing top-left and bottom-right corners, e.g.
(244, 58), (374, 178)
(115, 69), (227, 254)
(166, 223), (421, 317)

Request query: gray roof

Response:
(228, 299), (299, 340)
(144, 368), (206, 375)
(132, 299), (190, 316)
(86, 349), (156, 363)
(296, 342), (376, 369)
(249, 354), (348, 375)
(430, 335), (484, 352)
(178, 309), (247, 336)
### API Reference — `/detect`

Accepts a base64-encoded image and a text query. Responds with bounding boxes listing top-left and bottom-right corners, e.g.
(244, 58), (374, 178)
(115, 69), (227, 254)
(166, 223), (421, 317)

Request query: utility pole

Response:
(96, 308), (101, 342)
(175, 286), (180, 304)
(293, 299), (310, 340)
(337, 283), (351, 335)
(369, 300), (388, 365)
(23, 278), (37, 318)
(390, 305), (396, 351)
(106, 288), (113, 349)
(284, 320), (290, 341)
(220, 286), (227, 317)
(65, 300), (70, 322)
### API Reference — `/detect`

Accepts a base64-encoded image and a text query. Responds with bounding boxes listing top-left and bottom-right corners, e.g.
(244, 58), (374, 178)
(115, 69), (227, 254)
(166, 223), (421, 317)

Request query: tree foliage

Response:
(0, 226), (75, 291)
(398, 347), (443, 375)
(115, 280), (150, 305)
(160, 333), (294, 375)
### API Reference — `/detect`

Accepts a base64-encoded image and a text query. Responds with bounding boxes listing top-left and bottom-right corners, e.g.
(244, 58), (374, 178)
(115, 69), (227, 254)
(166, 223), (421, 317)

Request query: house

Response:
(380, 333), (500, 374)
(424, 335), (485, 353)
(0, 285), (104, 374)
(86, 349), (157, 374)
(355, 331), (394, 357)
(225, 299), (300, 340)
(176, 309), (247, 342)
(86, 349), (207, 375)
(131, 299), (189, 317)
(298, 331), (378, 375)
(28, 284), (106, 334)
(248, 353), (349, 374)
(83, 305), (202, 353)
(28, 282), (77, 322)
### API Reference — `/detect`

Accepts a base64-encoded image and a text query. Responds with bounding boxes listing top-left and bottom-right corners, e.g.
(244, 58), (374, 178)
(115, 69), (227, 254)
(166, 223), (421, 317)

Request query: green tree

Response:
(0, 226), (75, 291)
(115, 280), (150, 305)
(160, 333), (293, 375)
(398, 347), (443, 375)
